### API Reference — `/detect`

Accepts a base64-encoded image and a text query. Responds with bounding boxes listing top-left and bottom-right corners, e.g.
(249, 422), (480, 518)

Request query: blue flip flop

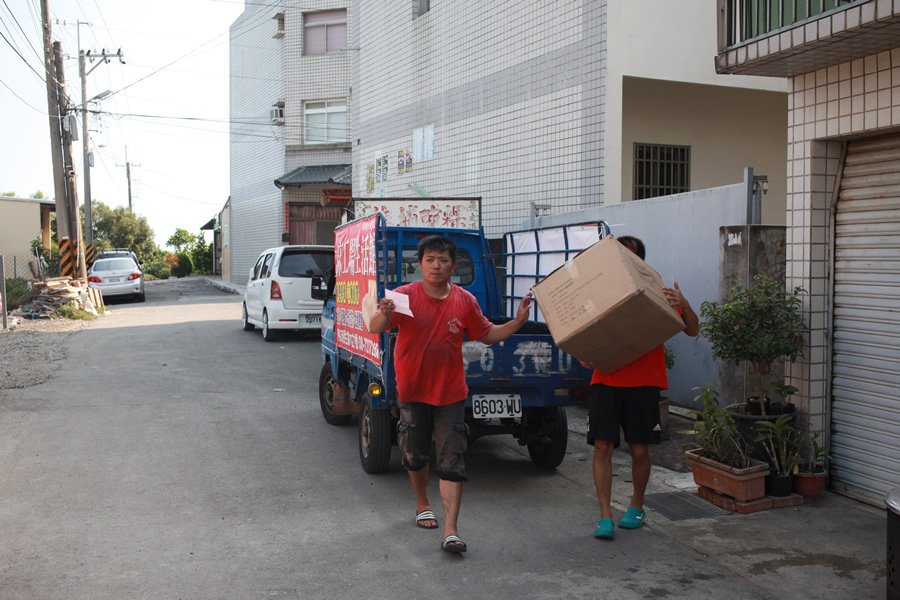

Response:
(594, 517), (615, 539)
(618, 507), (646, 529)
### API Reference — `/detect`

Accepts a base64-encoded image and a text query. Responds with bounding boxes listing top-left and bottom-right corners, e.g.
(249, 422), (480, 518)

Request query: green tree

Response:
(2, 191), (16, 196)
(190, 234), (213, 274)
(166, 228), (195, 253)
(91, 201), (157, 259)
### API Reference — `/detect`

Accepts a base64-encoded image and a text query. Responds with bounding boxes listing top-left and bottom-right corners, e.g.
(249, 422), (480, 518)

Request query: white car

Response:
(88, 257), (146, 302)
(242, 245), (334, 341)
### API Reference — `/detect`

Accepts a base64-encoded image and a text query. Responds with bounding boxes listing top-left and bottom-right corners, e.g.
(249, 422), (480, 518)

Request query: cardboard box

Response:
(532, 236), (685, 373)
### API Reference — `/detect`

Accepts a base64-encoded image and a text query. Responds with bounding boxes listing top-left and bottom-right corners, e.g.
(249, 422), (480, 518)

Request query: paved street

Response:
(0, 278), (886, 599)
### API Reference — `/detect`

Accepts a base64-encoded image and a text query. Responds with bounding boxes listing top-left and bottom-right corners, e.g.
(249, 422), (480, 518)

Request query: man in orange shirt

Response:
(581, 236), (699, 540)
(369, 235), (533, 554)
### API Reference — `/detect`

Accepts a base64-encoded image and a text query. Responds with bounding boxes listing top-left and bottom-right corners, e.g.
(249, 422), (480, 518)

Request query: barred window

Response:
(633, 143), (690, 200)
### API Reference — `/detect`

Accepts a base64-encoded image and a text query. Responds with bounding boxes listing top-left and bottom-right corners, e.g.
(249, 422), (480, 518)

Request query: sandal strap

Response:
(443, 534), (462, 544)
(416, 510), (436, 521)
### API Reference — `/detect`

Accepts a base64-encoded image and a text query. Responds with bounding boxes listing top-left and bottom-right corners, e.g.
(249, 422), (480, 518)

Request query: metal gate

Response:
(831, 132), (900, 505)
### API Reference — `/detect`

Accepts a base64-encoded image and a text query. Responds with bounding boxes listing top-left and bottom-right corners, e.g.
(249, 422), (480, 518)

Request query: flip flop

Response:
(415, 510), (439, 529)
(441, 534), (467, 553)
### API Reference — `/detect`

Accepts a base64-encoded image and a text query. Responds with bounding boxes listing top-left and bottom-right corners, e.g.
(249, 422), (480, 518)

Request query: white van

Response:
(242, 245), (334, 341)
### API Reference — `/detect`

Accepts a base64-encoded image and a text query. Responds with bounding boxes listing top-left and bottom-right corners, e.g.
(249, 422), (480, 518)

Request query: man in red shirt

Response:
(368, 235), (532, 554)
(581, 236), (699, 540)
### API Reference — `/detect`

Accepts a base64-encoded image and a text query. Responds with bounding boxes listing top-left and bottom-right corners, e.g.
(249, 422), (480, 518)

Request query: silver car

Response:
(88, 257), (146, 302)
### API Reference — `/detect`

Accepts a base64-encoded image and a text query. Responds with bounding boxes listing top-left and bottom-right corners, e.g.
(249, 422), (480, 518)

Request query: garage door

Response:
(831, 132), (900, 505)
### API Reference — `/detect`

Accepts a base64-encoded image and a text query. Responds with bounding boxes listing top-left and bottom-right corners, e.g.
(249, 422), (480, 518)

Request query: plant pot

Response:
(727, 402), (797, 461)
(793, 469), (828, 500)
(684, 448), (769, 502)
(765, 473), (793, 497)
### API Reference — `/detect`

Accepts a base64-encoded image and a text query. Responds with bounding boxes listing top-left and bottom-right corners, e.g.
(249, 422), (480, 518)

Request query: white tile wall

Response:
(351, 0), (606, 238)
(786, 47), (900, 432)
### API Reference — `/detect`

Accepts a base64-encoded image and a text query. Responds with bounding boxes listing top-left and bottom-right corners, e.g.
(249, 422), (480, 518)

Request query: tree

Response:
(2, 191), (16, 196)
(190, 234), (213, 274)
(166, 228), (195, 253)
(91, 201), (157, 259)
(31, 190), (46, 199)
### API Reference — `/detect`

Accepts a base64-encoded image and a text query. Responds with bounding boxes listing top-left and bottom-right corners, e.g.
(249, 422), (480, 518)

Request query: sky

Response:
(1, 0), (245, 247)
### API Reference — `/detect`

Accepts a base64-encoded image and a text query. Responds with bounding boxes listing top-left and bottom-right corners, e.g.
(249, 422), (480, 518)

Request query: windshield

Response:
(93, 259), (138, 272)
(386, 249), (474, 285)
(278, 250), (333, 277)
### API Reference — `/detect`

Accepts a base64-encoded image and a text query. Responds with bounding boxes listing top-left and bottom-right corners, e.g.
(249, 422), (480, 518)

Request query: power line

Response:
(0, 76), (44, 112)
(0, 28), (45, 83)
(0, 0), (43, 62)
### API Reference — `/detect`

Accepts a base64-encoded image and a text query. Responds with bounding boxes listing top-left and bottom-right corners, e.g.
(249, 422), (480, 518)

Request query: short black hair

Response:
(617, 235), (646, 260)
(417, 235), (457, 263)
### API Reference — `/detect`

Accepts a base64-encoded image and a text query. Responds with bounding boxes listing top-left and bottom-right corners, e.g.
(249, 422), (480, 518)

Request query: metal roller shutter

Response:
(831, 132), (900, 505)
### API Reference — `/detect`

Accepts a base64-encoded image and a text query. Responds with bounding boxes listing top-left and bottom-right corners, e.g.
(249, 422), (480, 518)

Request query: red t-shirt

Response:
(389, 282), (493, 406)
(590, 344), (668, 389)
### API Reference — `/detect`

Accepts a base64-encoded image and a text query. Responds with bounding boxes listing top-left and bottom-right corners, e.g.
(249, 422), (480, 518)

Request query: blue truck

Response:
(318, 200), (608, 473)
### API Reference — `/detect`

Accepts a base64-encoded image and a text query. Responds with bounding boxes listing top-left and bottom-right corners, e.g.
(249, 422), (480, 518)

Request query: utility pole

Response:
(79, 42), (123, 263)
(54, 40), (87, 280)
(40, 0), (69, 245)
(118, 147), (139, 213)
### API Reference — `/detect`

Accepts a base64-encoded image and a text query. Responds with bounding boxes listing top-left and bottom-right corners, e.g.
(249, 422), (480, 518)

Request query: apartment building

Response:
(228, 1), (351, 284)
(715, 0), (900, 505)
(350, 1), (788, 238)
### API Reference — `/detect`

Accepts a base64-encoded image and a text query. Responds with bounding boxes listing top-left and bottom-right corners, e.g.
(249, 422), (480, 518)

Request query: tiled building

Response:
(716, 0), (900, 505)
(228, 1), (351, 284)
(350, 1), (788, 237)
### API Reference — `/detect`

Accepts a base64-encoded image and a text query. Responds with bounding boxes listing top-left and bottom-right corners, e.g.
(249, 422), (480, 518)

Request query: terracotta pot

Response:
(685, 448), (769, 502)
(793, 469), (828, 500)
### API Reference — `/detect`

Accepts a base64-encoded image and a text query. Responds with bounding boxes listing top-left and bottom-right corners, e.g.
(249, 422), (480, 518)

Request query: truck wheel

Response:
(318, 362), (351, 426)
(527, 407), (568, 469)
(359, 392), (392, 474)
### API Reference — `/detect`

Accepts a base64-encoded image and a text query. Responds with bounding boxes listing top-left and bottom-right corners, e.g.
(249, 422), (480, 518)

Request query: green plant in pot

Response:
(700, 274), (806, 416)
(755, 413), (801, 497)
(684, 386), (769, 504)
(793, 429), (829, 500)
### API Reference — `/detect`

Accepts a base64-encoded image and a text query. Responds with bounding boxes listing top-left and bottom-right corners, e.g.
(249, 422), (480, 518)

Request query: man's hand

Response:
(378, 298), (396, 317)
(368, 298), (396, 334)
(662, 281), (699, 337)
(514, 291), (533, 324)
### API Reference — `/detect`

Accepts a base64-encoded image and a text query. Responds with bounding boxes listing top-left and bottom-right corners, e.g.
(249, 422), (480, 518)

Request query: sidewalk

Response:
(203, 275), (244, 296)
(564, 405), (887, 600)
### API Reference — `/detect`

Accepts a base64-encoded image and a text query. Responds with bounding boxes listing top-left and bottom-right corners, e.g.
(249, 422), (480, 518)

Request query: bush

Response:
(142, 252), (171, 280)
(4, 277), (32, 308)
(57, 301), (94, 320)
(172, 252), (194, 278)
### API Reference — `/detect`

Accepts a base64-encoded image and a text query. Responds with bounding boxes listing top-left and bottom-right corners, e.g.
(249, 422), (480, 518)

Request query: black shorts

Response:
(397, 401), (468, 482)
(587, 384), (662, 447)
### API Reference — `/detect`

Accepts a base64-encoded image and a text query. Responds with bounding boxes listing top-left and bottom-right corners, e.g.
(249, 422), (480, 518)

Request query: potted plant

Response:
(659, 345), (676, 439)
(700, 274), (806, 458)
(755, 413), (801, 497)
(793, 429), (828, 500)
(684, 386), (769, 503)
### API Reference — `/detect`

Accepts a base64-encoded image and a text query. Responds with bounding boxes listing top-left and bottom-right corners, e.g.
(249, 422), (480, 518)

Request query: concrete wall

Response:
(0, 199), (43, 258)
(621, 77), (788, 225)
(527, 182), (749, 408)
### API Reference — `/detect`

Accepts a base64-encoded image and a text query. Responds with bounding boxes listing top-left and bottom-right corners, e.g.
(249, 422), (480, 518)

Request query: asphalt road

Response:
(0, 277), (846, 599)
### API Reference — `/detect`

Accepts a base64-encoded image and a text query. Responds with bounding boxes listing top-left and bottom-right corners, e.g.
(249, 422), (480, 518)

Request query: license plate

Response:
(472, 394), (522, 419)
(305, 314), (321, 324)
(107, 278), (121, 283)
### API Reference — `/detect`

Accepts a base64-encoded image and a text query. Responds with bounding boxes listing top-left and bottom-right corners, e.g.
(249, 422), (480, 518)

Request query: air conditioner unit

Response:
(269, 107), (284, 124)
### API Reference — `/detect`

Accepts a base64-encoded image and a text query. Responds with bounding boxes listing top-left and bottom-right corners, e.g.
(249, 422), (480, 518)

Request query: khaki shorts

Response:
(397, 401), (468, 482)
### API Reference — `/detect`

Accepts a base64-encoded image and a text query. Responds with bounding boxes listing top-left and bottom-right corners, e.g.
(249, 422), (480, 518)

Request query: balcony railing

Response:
(723, 0), (864, 47)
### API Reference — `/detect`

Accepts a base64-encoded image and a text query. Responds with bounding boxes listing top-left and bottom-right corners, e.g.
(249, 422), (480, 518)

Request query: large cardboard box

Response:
(532, 236), (685, 373)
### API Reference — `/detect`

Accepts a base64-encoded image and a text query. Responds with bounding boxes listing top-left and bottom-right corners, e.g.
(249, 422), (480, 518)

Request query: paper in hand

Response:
(385, 288), (414, 317)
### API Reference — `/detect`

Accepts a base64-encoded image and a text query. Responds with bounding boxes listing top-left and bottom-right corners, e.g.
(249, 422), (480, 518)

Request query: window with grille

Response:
(633, 143), (690, 200)
(305, 100), (348, 143)
(303, 10), (347, 55)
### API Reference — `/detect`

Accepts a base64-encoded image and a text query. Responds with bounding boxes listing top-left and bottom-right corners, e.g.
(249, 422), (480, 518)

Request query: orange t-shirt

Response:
(590, 344), (668, 389)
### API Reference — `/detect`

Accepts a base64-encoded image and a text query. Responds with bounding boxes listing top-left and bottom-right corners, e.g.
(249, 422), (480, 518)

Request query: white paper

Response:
(386, 288), (414, 317)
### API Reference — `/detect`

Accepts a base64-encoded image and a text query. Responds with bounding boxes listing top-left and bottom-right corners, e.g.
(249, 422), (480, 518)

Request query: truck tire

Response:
(359, 392), (392, 474)
(527, 407), (568, 469)
(318, 362), (352, 426)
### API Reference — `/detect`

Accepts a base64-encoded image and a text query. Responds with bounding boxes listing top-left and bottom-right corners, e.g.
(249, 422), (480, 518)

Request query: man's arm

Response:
(478, 292), (533, 345)
(367, 298), (395, 334)
(664, 281), (699, 337)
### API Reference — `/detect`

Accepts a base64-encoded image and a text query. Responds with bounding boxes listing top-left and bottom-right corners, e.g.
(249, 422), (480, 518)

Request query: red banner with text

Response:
(334, 214), (381, 367)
